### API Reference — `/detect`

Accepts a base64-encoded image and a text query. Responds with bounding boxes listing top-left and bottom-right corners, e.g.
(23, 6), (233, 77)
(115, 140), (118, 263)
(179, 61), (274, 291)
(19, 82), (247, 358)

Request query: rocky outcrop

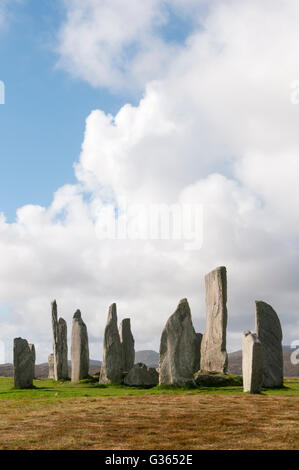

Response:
(255, 301), (283, 388)
(242, 330), (263, 393)
(51, 300), (68, 380)
(119, 318), (135, 372)
(124, 363), (159, 387)
(159, 298), (201, 386)
(13, 338), (34, 388)
(100, 303), (123, 384)
(200, 266), (228, 373)
(71, 310), (89, 382)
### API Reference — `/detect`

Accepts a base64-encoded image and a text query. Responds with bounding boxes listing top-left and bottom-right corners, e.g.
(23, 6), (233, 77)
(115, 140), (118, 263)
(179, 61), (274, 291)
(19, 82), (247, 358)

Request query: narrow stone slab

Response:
(255, 301), (283, 388)
(71, 310), (89, 382)
(159, 298), (201, 386)
(124, 363), (159, 387)
(13, 338), (34, 388)
(48, 353), (55, 379)
(29, 344), (36, 380)
(119, 318), (135, 372)
(100, 303), (123, 384)
(242, 330), (263, 393)
(200, 266), (228, 373)
(51, 300), (68, 380)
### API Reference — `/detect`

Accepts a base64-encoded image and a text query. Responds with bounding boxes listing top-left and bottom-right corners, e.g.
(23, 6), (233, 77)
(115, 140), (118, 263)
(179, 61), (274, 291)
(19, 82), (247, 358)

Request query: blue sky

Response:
(0, 0), (193, 222)
(0, 0), (132, 221)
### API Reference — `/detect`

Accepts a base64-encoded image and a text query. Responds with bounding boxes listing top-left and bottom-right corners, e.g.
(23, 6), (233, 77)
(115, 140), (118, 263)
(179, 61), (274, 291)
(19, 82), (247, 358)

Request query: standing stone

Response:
(48, 353), (55, 379)
(51, 300), (68, 380)
(159, 298), (201, 386)
(124, 363), (159, 387)
(29, 344), (36, 380)
(255, 301), (283, 388)
(71, 310), (89, 382)
(13, 338), (34, 388)
(100, 303), (123, 384)
(119, 318), (135, 372)
(242, 331), (263, 393)
(200, 266), (228, 373)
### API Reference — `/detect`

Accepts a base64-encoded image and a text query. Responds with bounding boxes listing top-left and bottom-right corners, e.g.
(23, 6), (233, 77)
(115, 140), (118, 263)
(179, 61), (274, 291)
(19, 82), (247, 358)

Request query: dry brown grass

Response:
(0, 394), (298, 450)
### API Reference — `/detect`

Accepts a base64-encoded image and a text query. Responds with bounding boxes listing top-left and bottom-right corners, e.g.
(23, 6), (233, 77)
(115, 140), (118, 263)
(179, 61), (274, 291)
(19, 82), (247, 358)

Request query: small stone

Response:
(71, 310), (89, 382)
(255, 301), (283, 388)
(242, 330), (263, 393)
(124, 363), (159, 387)
(13, 338), (34, 388)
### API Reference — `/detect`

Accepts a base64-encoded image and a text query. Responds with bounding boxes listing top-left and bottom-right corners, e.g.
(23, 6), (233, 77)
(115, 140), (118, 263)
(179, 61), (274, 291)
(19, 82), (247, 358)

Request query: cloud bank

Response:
(1, 0), (299, 363)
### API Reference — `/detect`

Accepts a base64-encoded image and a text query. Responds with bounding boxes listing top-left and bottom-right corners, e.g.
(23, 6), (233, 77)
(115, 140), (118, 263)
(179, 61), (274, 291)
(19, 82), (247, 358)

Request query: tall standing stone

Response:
(100, 303), (123, 384)
(255, 301), (283, 388)
(159, 298), (201, 386)
(71, 310), (89, 382)
(29, 344), (36, 380)
(200, 266), (228, 373)
(48, 353), (55, 379)
(119, 318), (135, 372)
(51, 300), (68, 380)
(13, 338), (34, 388)
(242, 331), (263, 393)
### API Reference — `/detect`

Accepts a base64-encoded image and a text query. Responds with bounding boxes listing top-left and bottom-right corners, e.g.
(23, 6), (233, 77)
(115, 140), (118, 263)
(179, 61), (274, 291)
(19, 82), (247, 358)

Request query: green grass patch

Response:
(0, 376), (298, 400)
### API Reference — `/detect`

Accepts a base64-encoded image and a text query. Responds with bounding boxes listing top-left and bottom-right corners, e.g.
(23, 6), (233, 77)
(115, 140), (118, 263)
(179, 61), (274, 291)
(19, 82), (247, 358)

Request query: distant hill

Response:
(1, 347), (298, 378)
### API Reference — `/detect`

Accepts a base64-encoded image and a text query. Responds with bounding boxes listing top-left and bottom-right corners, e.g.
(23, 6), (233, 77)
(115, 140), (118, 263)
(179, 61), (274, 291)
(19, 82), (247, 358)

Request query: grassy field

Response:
(0, 376), (298, 450)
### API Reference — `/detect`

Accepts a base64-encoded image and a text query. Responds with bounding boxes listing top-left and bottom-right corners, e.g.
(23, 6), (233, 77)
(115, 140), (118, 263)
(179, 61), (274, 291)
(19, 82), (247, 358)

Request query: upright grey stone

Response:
(242, 331), (263, 393)
(71, 310), (89, 382)
(119, 318), (135, 372)
(13, 338), (34, 388)
(124, 363), (159, 387)
(159, 298), (201, 386)
(29, 344), (36, 380)
(51, 300), (68, 380)
(255, 301), (283, 388)
(100, 303), (123, 384)
(200, 266), (228, 373)
(48, 353), (55, 379)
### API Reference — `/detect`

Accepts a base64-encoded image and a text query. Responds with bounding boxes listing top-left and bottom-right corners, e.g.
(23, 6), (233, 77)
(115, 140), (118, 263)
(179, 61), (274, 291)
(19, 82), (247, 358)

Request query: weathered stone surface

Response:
(100, 303), (123, 384)
(71, 310), (89, 382)
(255, 301), (283, 388)
(51, 300), (68, 380)
(194, 371), (242, 387)
(13, 338), (34, 388)
(48, 353), (55, 379)
(242, 330), (263, 393)
(29, 344), (36, 380)
(119, 318), (135, 372)
(200, 266), (228, 373)
(124, 363), (159, 387)
(159, 298), (201, 386)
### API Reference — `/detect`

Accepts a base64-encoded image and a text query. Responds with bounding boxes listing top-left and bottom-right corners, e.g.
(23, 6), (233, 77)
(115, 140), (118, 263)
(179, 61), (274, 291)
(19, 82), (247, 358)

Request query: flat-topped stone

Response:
(119, 318), (135, 372)
(242, 330), (263, 393)
(124, 363), (159, 387)
(200, 266), (228, 373)
(13, 338), (34, 388)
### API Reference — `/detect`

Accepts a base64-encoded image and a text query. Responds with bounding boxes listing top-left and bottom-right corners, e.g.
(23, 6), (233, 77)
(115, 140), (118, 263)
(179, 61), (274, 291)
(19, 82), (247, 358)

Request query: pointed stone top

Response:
(51, 300), (57, 307)
(73, 309), (82, 320)
(179, 298), (188, 305)
(108, 303), (117, 322)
